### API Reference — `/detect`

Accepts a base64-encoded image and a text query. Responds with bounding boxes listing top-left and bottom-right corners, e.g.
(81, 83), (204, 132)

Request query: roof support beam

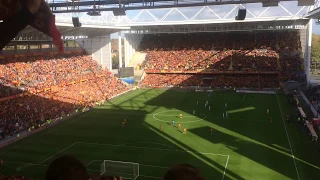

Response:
(50, 0), (296, 13)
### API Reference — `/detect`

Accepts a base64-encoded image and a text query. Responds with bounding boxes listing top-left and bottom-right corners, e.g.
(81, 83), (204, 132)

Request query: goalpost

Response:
(100, 160), (139, 180)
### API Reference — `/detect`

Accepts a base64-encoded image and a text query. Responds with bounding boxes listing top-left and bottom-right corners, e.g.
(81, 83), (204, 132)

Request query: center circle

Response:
(152, 110), (204, 123)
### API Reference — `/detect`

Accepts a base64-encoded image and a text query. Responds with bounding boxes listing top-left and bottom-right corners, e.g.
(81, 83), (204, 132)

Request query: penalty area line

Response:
(276, 94), (300, 180)
(222, 155), (230, 180)
(38, 142), (78, 164)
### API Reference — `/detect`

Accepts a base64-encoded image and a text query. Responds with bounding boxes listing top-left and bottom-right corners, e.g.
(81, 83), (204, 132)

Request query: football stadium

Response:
(0, 0), (320, 180)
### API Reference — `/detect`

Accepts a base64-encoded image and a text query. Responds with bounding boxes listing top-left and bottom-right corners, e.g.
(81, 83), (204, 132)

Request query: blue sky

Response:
(313, 19), (320, 34)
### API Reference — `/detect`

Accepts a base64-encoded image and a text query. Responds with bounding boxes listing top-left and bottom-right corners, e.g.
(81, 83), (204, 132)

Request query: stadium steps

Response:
(128, 52), (147, 69)
(128, 52), (147, 82)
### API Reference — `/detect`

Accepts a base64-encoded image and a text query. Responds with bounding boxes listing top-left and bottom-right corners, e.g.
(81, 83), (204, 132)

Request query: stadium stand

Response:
(304, 86), (320, 113)
(0, 50), (130, 141)
(140, 32), (304, 88)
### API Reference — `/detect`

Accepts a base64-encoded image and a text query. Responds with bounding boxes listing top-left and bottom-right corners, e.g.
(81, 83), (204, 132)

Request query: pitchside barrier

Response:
(236, 90), (276, 94)
(300, 91), (319, 117)
(140, 86), (280, 93)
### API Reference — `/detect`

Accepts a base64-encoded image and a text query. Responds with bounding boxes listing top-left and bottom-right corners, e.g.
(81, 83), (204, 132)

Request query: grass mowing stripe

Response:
(119, 142), (178, 151)
(75, 141), (229, 157)
(276, 94), (300, 180)
(104, 90), (143, 106)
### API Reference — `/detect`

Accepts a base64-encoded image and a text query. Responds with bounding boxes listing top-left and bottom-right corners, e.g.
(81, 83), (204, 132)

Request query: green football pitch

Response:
(0, 89), (319, 180)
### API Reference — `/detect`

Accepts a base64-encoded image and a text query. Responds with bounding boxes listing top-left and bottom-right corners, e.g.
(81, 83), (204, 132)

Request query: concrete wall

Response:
(76, 36), (112, 70)
(300, 20), (312, 83)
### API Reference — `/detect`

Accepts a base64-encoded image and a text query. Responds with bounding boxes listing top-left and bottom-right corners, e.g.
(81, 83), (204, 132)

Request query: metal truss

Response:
(125, 19), (309, 34)
(53, 1), (311, 26)
(308, 0), (320, 12)
(48, 0), (298, 13)
(312, 0), (320, 9)
(306, 0), (320, 18)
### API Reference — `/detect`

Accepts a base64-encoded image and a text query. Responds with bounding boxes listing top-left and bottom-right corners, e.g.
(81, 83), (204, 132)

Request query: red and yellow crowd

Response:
(0, 51), (130, 140)
(140, 32), (304, 88)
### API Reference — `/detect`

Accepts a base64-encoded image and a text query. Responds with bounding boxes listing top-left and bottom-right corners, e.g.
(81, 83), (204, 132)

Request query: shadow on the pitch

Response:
(143, 122), (245, 180)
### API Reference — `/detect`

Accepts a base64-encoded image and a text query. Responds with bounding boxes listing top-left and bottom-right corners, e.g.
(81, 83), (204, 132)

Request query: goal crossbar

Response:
(100, 160), (139, 180)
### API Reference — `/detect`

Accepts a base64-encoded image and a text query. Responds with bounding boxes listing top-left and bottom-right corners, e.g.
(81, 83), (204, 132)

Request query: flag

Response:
(0, 0), (63, 52)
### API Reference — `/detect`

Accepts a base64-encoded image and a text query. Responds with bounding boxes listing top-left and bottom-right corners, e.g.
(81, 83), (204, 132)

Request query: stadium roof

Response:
(48, 0), (310, 13)
(14, 23), (129, 41)
(14, 0), (318, 38)
(52, 1), (312, 27)
(307, 0), (320, 18)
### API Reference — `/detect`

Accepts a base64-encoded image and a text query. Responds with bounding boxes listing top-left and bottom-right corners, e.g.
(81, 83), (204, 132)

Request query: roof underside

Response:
(13, 24), (126, 41)
(48, 0), (299, 13)
(52, 1), (312, 27)
(307, 0), (320, 18)
(13, 0), (317, 39)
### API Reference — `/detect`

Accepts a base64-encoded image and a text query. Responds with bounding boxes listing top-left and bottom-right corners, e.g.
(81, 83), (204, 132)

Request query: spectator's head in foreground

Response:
(163, 164), (205, 180)
(46, 155), (87, 180)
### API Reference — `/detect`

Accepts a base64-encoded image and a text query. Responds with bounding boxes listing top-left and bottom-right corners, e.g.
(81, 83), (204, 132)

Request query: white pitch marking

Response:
(3, 161), (47, 167)
(222, 155), (230, 180)
(86, 160), (94, 167)
(38, 142), (77, 164)
(276, 94), (300, 180)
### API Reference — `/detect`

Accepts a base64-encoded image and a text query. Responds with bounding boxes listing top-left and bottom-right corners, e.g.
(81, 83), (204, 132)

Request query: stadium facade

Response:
(2, 0), (320, 82)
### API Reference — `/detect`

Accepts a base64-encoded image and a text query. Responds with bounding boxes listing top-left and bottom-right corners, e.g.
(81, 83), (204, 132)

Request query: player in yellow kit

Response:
(179, 114), (183, 118)
(178, 123), (182, 129)
(183, 128), (187, 134)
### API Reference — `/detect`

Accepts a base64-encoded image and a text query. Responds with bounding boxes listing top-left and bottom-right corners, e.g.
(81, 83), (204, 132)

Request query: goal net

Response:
(100, 160), (139, 180)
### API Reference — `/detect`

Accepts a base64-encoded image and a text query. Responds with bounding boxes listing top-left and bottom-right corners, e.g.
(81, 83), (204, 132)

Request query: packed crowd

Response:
(144, 49), (280, 72)
(140, 32), (304, 88)
(0, 51), (130, 140)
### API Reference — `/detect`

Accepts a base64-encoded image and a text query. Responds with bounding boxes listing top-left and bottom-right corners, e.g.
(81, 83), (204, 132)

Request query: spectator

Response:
(163, 164), (205, 180)
(45, 155), (87, 180)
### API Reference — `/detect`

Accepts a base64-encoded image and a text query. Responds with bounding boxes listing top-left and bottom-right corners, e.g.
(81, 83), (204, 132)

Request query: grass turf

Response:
(0, 89), (319, 180)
